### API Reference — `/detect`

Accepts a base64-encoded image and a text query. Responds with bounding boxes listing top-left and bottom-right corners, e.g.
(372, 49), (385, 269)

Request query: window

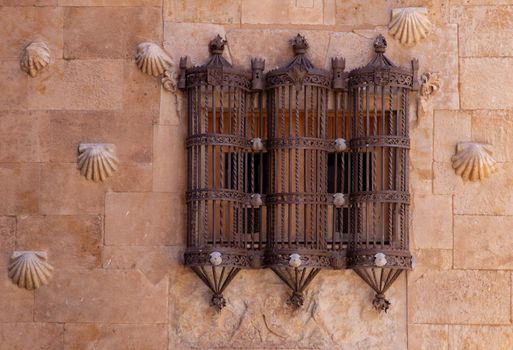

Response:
(181, 34), (416, 312)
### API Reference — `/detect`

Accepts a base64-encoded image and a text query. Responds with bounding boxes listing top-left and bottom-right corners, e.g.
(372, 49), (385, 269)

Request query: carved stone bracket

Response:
(416, 72), (441, 122)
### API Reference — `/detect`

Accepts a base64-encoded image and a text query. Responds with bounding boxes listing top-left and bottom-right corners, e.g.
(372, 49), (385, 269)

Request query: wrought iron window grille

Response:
(180, 33), (417, 312)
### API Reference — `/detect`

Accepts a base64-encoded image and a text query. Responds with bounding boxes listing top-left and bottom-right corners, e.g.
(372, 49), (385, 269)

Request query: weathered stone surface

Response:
(289, 0), (324, 25)
(0, 6), (63, 60)
(409, 270), (510, 324)
(0, 61), (28, 110)
(63, 7), (161, 59)
(0, 0), (56, 4)
(0, 111), (50, 162)
(410, 126), (433, 194)
(168, 0), (241, 24)
(17, 215), (102, 270)
(59, 0), (160, 5)
(158, 89), (183, 125)
(109, 163), (153, 192)
(454, 215), (513, 269)
(164, 22), (227, 66)
(27, 59), (123, 110)
(170, 268), (407, 349)
(408, 324), (448, 350)
(0, 217), (15, 258)
(48, 110), (152, 164)
(35, 269), (168, 323)
(453, 162), (513, 215)
(153, 125), (187, 192)
(40, 163), (105, 215)
(124, 60), (161, 117)
(64, 324), (167, 350)
(0, 323), (63, 350)
(472, 110), (513, 162)
(411, 194), (453, 249)
(450, 325), (513, 350)
(457, 5), (513, 57)
(227, 29), (330, 70)
(461, 58), (513, 110)
(102, 246), (182, 284)
(433, 161), (463, 195)
(0, 273), (34, 322)
(434, 110), (471, 162)
(241, 0), (290, 24)
(0, 163), (39, 215)
(411, 249), (453, 272)
(105, 192), (185, 245)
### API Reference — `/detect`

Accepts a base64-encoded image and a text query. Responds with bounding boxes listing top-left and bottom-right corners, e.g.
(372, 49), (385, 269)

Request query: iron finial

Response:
(290, 33), (309, 55)
(374, 34), (387, 53)
(209, 34), (226, 55)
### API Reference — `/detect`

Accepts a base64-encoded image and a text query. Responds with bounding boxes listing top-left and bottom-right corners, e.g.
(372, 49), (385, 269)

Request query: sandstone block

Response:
(0, 323), (63, 350)
(454, 215), (513, 269)
(124, 60), (161, 117)
(0, 111), (50, 162)
(164, 22), (226, 66)
(103, 245), (182, 286)
(48, 110), (152, 164)
(27, 59), (123, 110)
(410, 126), (433, 195)
(434, 110), (471, 163)
(433, 161), (463, 195)
(0, 217), (15, 256)
(40, 163), (105, 215)
(450, 325), (513, 350)
(408, 324), (448, 350)
(289, 0), (324, 25)
(64, 324), (167, 350)
(35, 269), (168, 323)
(0, 61), (28, 110)
(59, 0), (160, 5)
(109, 163), (153, 192)
(241, 0), (290, 24)
(105, 192), (185, 245)
(411, 194), (453, 249)
(411, 249), (453, 272)
(169, 0), (241, 24)
(461, 58), (513, 110)
(472, 110), (513, 162)
(0, 0), (56, 4)
(17, 215), (102, 270)
(63, 7), (161, 59)
(153, 125), (187, 192)
(0, 275), (34, 322)
(454, 162), (513, 215)
(0, 7), (63, 60)
(409, 270), (510, 324)
(457, 5), (513, 57)
(0, 163), (39, 215)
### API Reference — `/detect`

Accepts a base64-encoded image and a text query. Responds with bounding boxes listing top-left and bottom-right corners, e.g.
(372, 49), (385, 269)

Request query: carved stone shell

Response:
(452, 142), (497, 182)
(8, 251), (53, 290)
(388, 7), (432, 45)
(135, 42), (173, 77)
(77, 143), (119, 182)
(20, 41), (50, 77)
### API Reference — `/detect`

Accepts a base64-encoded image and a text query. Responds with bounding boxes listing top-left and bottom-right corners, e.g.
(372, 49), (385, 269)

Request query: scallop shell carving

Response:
(8, 251), (53, 290)
(20, 41), (51, 77)
(451, 142), (497, 182)
(135, 42), (174, 77)
(77, 143), (119, 182)
(388, 7), (432, 45)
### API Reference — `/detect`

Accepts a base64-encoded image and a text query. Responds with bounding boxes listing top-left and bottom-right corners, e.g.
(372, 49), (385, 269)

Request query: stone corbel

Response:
(416, 72), (441, 122)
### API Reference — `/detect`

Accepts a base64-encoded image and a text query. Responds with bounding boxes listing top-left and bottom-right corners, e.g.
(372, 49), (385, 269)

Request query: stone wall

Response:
(0, 0), (511, 349)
